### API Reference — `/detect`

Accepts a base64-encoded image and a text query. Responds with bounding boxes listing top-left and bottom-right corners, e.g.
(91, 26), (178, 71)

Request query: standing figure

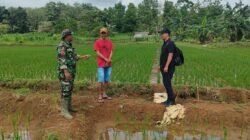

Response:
(94, 27), (113, 103)
(57, 29), (90, 119)
(159, 28), (176, 107)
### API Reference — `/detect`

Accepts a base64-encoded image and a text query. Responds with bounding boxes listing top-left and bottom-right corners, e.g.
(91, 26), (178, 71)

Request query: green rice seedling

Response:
(114, 112), (122, 125)
(45, 132), (59, 140)
(247, 126), (250, 140)
(112, 129), (118, 140)
(0, 35), (250, 88)
(196, 84), (200, 100)
(200, 132), (207, 140)
(9, 112), (22, 140)
(141, 115), (153, 140)
(0, 128), (4, 140)
(142, 129), (148, 140)
(240, 127), (244, 139)
(15, 88), (31, 95)
(223, 127), (228, 140)
(124, 124), (132, 140)
(204, 117), (209, 131)
(219, 120), (225, 130)
(25, 112), (33, 129)
(191, 117), (199, 136)
(127, 116), (137, 140)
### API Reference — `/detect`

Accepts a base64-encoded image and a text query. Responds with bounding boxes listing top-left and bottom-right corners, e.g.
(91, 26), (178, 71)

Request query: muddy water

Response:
(98, 128), (222, 140)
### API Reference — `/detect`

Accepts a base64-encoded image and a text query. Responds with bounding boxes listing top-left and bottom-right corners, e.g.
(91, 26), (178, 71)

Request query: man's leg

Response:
(165, 67), (175, 102)
(103, 67), (112, 99)
(161, 72), (170, 100)
(161, 67), (175, 105)
(68, 80), (77, 112)
(97, 68), (104, 102)
(60, 80), (73, 119)
(103, 82), (108, 95)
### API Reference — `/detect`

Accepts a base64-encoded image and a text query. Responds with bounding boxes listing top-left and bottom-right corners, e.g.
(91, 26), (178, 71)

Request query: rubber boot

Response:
(61, 97), (73, 120)
(68, 97), (77, 112)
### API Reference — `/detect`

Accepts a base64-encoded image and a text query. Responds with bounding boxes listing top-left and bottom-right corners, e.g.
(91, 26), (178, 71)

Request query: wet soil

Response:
(0, 86), (249, 140)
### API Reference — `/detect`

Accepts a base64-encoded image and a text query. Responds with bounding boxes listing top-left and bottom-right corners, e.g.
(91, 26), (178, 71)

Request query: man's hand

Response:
(80, 55), (91, 60)
(103, 58), (110, 62)
(64, 70), (72, 81)
(157, 66), (161, 72)
(107, 58), (112, 63)
(164, 66), (168, 73)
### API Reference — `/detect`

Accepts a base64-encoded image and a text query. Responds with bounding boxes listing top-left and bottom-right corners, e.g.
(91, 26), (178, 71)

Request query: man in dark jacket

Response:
(159, 28), (176, 107)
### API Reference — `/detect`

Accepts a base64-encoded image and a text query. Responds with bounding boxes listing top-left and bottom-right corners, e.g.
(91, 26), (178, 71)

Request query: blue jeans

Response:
(97, 67), (112, 83)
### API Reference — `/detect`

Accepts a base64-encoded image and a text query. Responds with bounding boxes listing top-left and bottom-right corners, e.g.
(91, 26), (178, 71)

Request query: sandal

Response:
(98, 96), (104, 103)
(103, 94), (112, 100)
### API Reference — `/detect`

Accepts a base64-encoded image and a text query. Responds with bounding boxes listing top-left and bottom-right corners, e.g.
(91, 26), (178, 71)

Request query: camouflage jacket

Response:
(57, 41), (80, 75)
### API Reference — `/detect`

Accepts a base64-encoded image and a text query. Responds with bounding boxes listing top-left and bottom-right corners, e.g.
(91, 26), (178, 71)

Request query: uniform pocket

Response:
(58, 70), (66, 80)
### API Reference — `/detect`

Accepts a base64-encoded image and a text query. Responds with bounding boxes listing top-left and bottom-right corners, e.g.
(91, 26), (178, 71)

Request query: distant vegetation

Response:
(0, 0), (250, 43)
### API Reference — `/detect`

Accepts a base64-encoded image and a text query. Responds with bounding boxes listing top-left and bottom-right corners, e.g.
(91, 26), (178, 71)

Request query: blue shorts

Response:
(97, 67), (112, 83)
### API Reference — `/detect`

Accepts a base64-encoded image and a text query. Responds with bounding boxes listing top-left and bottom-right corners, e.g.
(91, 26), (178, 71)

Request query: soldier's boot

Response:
(61, 97), (73, 120)
(68, 97), (78, 113)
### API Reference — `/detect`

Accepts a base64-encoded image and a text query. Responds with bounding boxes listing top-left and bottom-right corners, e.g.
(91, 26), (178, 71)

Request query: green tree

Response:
(113, 2), (126, 32)
(224, 2), (250, 42)
(137, 0), (159, 32)
(78, 5), (103, 36)
(8, 7), (29, 33)
(123, 3), (137, 32)
(193, 0), (224, 43)
(26, 8), (46, 31)
(163, 1), (177, 30)
(197, 16), (211, 44)
(0, 6), (9, 23)
(45, 2), (61, 25)
(174, 0), (195, 39)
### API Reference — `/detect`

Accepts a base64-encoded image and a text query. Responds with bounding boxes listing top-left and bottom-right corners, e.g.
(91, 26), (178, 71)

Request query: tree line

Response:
(0, 0), (249, 43)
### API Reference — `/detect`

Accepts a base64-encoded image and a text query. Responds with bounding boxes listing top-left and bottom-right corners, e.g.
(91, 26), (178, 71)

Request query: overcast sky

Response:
(0, 0), (249, 9)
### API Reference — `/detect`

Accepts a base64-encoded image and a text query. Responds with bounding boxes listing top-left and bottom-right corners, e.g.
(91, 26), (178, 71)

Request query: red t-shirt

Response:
(94, 38), (113, 67)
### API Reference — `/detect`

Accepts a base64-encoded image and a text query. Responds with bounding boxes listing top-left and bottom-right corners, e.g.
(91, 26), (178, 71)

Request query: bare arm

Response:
(96, 51), (108, 62)
(109, 50), (113, 60)
(164, 53), (174, 72)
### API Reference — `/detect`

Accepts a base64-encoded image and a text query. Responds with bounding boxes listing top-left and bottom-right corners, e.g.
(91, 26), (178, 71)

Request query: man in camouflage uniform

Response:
(57, 29), (90, 119)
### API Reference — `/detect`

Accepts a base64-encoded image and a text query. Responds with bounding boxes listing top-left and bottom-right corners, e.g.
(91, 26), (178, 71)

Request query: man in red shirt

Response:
(94, 27), (113, 103)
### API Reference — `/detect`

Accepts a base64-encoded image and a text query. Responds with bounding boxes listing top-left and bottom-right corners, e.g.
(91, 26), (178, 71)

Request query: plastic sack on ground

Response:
(154, 93), (185, 126)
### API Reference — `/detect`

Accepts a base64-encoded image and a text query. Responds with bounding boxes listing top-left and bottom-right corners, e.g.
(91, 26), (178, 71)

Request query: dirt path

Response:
(0, 88), (250, 140)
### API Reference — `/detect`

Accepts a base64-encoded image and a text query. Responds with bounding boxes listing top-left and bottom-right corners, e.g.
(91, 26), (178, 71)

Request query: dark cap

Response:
(160, 28), (171, 35)
(61, 29), (73, 39)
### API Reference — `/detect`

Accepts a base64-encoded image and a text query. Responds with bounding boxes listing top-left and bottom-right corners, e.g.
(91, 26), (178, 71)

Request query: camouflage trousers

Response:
(58, 70), (75, 98)
(60, 80), (74, 98)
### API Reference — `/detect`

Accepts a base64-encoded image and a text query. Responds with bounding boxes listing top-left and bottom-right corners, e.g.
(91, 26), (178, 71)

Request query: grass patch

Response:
(14, 88), (31, 95)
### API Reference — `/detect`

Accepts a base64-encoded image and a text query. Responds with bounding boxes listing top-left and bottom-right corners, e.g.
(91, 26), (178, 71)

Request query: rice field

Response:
(0, 42), (157, 84)
(0, 34), (249, 88)
(174, 43), (250, 88)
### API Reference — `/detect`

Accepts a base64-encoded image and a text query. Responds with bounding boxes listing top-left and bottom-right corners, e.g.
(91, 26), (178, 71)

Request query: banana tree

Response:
(224, 2), (250, 42)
